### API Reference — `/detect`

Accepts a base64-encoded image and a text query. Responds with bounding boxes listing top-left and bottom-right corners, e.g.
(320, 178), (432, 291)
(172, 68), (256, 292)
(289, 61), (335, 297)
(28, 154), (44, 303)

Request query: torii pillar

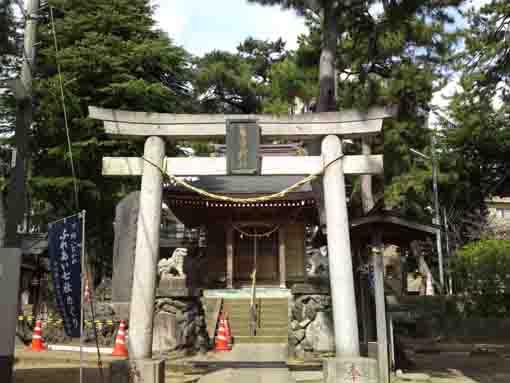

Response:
(322, 135), (379, 382)
(128, 136), (166, 381)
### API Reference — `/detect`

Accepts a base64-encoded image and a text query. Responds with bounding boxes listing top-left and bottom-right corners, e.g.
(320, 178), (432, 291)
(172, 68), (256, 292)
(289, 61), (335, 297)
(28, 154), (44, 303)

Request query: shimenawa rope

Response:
(141, 153), (345, 203)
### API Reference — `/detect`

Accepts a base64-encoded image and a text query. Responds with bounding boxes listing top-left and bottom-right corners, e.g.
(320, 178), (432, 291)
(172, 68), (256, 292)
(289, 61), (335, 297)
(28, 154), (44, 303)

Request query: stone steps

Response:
(232, 335), (289, 344)
(205, 296), (289, 344)
(229, 321), (288, 331)
(230, 327), (288, 337)
(227, 316), (288, 324)
(225, 310), (289, 318)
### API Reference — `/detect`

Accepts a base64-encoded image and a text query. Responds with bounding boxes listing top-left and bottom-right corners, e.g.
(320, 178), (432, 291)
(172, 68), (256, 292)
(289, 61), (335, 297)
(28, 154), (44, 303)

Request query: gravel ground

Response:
(14, 344), (510, 383)
(402, 352), (510, 383)
(14, 347), (200, 383)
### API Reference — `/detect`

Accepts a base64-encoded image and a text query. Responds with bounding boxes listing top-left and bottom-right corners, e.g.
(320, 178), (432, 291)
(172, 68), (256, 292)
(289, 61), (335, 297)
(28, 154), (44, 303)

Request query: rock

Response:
(294, 329), (306, 342)
(305, 311), (335, 352)
(305, 248), (329, 278)
(84, 302), (114, 321)
(304, 300), (319, 321)
(292, 299), (304, 322)
(170, 299), (189, 311)
(316, 295), (331, 309)
(301, 338), (313, 351)
(152, 311), (178, 353)
(299, 318), (312, 328)
(290, 320), (299, 330)
(294, 345), (305, 359)
(95, 278), (112, 301)
(289, 334), (300, 347)
(291, 283), (330, 295)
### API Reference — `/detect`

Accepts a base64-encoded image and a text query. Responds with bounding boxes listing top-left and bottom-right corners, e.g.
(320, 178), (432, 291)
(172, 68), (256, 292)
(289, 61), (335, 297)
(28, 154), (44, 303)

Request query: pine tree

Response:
(262, 54), (317, 114)
(193, 37), (288, 113)
(29, 0), (192, 279)
(0, 0), (18, 135)
(459, 0), (510, 93)
(282, 1), (463, 220)
(248, 1), (378, 112)
(0, 0), (21, 246)
(439, 0), (510, 247)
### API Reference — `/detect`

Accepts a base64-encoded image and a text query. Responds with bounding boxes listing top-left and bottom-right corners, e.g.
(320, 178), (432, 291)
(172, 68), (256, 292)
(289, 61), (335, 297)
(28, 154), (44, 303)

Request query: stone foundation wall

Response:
(17, 302), (118, 346)
(289, 283), (334, 359)
(18, 295), (210, 353)
(152, 295), (209, 354)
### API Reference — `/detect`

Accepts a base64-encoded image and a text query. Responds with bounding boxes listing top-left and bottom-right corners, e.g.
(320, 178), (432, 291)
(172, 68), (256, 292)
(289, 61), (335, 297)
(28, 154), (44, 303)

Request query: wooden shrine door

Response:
(234, 230), (278, 286)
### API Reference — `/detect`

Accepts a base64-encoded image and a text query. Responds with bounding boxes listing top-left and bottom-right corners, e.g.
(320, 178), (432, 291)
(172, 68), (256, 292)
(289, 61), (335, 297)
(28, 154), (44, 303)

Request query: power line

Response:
(49, 6), (79, 211)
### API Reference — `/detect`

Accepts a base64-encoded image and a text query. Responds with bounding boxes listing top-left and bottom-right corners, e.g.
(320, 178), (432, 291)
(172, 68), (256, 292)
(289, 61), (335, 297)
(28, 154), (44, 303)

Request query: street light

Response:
(410, 135), (445, 290)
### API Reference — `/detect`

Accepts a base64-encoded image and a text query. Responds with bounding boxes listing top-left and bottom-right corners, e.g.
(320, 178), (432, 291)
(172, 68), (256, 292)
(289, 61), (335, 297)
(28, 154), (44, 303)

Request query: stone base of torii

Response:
(90, 107), (390, 383)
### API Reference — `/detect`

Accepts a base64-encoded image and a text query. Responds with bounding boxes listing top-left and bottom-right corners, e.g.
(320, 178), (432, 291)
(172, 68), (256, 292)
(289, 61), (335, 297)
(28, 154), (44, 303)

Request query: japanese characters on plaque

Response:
(48, 214), (82, 337)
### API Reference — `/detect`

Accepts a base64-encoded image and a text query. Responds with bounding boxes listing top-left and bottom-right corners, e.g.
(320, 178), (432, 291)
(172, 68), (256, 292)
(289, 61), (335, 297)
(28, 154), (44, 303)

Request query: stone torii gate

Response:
(89, 106), (390, 382)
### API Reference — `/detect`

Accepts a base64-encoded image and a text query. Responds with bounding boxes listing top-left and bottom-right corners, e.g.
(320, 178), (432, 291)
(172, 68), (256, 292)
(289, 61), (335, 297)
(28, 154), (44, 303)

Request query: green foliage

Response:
(0, 0), (17, 68)
(238, 37), (288, 83)
(336, 2), (460, 220)
(193, 50), (262, 113)
(0, 0), (18, 134)
(262, 56), (317, 114)
(460, 0), (510, 92)
(27, 0), (192, 280)
(290, 0), (464, 220)
(246, 0), (314, 15)
(193, 38), (288, 113)
(452, 240), (510, 316)
(439, 1), (510, 246)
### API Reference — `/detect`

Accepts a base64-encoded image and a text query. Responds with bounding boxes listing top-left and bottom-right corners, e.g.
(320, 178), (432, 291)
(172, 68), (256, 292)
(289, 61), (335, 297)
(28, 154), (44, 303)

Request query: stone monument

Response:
(111, 191), (140, 317)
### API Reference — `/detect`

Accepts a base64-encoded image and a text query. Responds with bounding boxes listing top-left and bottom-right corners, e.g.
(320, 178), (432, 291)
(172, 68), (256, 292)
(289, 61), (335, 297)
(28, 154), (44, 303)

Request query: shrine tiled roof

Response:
(163, 175), (313, 195)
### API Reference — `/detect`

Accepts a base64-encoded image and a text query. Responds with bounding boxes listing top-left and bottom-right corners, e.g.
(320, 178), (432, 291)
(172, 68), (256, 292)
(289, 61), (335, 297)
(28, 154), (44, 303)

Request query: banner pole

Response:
(80, 210), (86, 383)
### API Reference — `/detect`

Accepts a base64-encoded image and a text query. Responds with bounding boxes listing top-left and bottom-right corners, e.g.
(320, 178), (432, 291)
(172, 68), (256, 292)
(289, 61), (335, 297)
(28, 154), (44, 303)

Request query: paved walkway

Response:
(193, 343), (294, 383)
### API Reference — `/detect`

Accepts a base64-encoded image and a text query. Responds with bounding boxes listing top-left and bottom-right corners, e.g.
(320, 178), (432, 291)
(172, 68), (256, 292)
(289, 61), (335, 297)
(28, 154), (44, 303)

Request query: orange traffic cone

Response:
(224, 312), (232, 347)
(111, 320), (129, 357)
(215, 313), (231, 351)
(29, 320), (46, 351)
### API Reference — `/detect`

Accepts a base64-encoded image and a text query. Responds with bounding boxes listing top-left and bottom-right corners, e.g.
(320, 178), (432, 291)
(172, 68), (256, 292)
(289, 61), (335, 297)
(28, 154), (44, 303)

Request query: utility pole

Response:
(443, 206), (452, 294)
(5, 0), (39, 246)
(0, 0), (40, 381)
(430, 133), (444, 288)
(409, 127), (445, 290)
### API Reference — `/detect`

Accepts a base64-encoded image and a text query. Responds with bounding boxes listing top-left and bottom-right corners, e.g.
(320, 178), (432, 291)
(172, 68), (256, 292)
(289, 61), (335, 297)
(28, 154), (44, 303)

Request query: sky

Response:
(154, 0), (492, 125)
(153, 0), (307, 57)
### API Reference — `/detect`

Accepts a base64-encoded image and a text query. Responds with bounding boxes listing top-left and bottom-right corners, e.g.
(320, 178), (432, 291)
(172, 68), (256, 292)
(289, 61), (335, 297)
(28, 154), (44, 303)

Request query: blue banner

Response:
(48, 214), (82, 337)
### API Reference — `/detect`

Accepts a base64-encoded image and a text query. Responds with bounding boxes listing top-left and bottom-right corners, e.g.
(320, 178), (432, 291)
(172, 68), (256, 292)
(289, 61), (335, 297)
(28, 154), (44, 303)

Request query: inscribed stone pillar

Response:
(323, 357), (378, 383)
(128, 136), (165, 364)
(321, 135), (360, 357)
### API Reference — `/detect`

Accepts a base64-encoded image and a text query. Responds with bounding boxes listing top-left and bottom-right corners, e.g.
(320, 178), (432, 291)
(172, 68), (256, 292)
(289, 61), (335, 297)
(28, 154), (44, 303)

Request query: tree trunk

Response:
(308, 4), (338, 225)
(317, 4), (337, 113)
(361, 137), (375, 214)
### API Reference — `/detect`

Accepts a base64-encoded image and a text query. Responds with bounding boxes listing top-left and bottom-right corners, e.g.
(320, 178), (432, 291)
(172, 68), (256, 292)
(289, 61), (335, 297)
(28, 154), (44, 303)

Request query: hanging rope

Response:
(141, 152), (344, 203)
(50, 6), (79, 210)
(232, 224), (280, 238)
